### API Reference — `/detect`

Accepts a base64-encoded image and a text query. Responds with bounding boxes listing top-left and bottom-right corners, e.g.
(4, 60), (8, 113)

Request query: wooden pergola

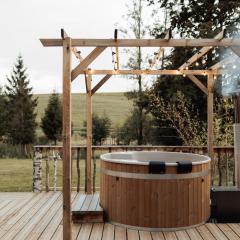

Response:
(40, 29), (240, 240)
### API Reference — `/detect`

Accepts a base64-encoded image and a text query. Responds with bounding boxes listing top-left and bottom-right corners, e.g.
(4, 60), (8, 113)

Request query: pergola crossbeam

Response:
(78, 69), (222, 75)
(187, 75), (208, 95)
(40, 38), (240, 48)
(91, 74), (112, 95)
(179, 30), (225, 70)
(71, 47), (106, 81)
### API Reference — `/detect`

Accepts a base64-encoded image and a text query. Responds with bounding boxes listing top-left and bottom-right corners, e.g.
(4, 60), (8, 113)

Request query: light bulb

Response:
(186, 66), (189, 70)
(183, 74), (186, 77)
(202, 59), (206, 64)
(214, 75), (217, 80)
(233, 65), (237, 69)
(195, 62), (199, 67)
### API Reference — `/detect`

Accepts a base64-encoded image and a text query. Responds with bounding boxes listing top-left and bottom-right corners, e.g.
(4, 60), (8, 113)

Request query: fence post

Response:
(76, 148), (80, 192)
(45, 152), (50, 192)
(33, 148), (42, 192)
(53, 150), (58, 192)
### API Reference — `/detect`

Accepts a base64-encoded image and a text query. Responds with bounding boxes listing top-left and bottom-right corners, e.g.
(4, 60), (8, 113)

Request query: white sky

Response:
(0, 0), (163, 94)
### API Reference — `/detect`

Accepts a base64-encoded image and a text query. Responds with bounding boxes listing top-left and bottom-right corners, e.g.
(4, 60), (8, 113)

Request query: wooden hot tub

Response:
(100, 151), (211, 231)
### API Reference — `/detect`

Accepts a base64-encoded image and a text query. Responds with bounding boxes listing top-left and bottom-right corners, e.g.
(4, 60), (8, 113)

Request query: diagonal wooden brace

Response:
(71, 46), (106, 81)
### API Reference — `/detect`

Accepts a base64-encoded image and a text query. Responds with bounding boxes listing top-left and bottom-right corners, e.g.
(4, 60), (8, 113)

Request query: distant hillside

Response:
(35, 92), (133, 138)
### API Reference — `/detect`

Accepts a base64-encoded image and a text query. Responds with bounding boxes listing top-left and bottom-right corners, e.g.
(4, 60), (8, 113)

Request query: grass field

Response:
(35, 92), (133, 138)
(0, 158), (100, 192)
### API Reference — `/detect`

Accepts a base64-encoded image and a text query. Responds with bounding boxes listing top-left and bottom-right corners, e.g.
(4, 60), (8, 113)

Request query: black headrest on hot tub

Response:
(149, 161), (166, 174)
(177, 161), (192, 173)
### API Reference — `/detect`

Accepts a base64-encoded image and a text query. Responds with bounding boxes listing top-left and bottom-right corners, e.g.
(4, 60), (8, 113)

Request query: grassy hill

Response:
(35, 92), (133, 139)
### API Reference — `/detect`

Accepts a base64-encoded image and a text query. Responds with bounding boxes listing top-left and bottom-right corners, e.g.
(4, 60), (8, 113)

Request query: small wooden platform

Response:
(72, 193), (104, 223)
(0, 192), (240, 240)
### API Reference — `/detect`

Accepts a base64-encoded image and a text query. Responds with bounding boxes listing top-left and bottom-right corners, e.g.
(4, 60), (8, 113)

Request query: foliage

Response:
(5, 55), (38, 151)
(41, 92), (62, 145)
(147, 90), (207, 145)
(214, 97), (234, 146)
(148, 0), (240, 38)
(81, 113), (111, 145)
(114, 109), (154, 145)
(144, 0), (240, 145)
(0, 87), (7, 140)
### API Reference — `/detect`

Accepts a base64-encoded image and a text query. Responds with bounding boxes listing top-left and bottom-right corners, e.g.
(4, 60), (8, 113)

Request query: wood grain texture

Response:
(62, 36), (72, 240)
(100, 161), (211, 229)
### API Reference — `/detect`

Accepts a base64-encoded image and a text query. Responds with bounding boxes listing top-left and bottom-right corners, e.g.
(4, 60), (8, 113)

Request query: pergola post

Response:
(207, 74), (214, 182)
(62, 36), (72, 240)
(86, 74), (93, 194)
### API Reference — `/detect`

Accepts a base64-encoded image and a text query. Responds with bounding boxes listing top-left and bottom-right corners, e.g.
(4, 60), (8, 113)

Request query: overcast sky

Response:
(0, 0), (162, 94)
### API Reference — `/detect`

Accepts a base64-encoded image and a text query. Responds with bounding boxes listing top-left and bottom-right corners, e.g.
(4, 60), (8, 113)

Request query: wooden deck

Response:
(0, 192), (240, 240)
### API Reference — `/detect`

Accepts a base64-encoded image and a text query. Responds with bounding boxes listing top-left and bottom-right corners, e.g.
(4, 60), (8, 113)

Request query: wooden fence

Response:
(32, 145), (235, 192)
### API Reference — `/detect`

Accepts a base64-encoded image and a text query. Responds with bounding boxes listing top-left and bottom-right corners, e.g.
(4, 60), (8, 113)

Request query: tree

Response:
(120, 0), (150, 145)
(114, 109), (154, 145)
(145, 0), (240, 145)
(5, 55), (38, 155)
(81, 113), (111, 145)
(0, 87), (7, 140)
(41, 92), (62, 145)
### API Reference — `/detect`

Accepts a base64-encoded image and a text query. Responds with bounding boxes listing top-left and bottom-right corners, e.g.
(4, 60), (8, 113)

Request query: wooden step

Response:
(72, 193), (104, 223)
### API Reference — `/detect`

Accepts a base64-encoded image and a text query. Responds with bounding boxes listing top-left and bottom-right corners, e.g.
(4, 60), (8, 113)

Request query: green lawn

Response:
(0, 158), (100, 192)
(35, 92), (133, 138)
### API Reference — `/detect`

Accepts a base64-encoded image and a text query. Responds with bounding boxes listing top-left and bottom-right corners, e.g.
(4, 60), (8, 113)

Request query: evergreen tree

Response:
(0, 87), (7, 140)
(81, 113), (111, 145)
(41, 92), (62, 145)
(5, 55), (38, 153)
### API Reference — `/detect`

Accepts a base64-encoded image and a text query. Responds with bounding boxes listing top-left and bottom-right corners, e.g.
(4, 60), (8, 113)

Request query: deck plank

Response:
(0, 192), (239, 240)
(163, 231), (177, 240)
(151, 232), (165, 240)
(39, 192), (78, 240)
(216, 224), (240, 240)
(175, 230), (191, 240)
(25, 193), (62, 240)
(88, 193), (100, 211)
(0, 192), (50, 239)
(76, 223), (93, 240)
(115, 225), (127, 240)
(81, 195), (94, 211)
(102, 223), (115, 240)
(127, 228), (139, 240)
(197, 225), (216, 240)
(89, 223), (104, 240)
(139, 230), (152, 240)
(186, 228), (203, 240)
(206, 224), (229, 240)
(227, 224), (240, 238)
(10, 192), (61, 240)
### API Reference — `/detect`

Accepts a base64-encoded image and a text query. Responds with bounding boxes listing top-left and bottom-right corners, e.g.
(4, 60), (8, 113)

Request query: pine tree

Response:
(41, 92), (62, 145)
(5, 55), (38, 153)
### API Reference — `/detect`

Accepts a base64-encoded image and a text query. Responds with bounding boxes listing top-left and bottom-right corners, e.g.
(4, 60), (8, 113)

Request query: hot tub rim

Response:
(100, 151), (211, 166)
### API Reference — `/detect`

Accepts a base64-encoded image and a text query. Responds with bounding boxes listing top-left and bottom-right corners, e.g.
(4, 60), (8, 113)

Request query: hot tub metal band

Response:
(101, 168), (210, 180)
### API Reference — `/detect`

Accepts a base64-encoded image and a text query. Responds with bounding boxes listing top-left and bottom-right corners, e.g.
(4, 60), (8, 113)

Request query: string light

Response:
(195, 61), (199, 67)
(202, 58), (206, 65)
(183, 73), (186, 77)
(233, 65), (237, 69)
(186, 66), (189, 70)
(214, 75), (217, 80)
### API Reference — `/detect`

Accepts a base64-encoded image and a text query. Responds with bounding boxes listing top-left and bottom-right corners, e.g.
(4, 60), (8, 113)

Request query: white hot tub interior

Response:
(100, 151), (211, 166)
